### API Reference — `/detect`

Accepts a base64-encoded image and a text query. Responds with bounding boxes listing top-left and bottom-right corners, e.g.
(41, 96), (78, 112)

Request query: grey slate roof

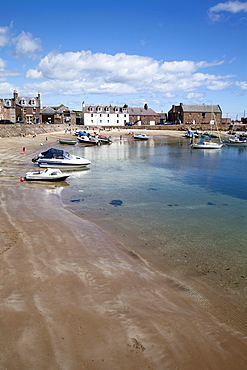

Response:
(181, 104), (221, 113)
(128, 107), (159, 116)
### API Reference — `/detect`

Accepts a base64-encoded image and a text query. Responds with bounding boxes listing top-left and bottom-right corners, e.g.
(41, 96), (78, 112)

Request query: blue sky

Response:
(0, 0), (246, 119)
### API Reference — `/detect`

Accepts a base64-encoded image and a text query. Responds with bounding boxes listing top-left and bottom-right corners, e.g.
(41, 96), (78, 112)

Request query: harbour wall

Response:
(0, 123), (245, 138)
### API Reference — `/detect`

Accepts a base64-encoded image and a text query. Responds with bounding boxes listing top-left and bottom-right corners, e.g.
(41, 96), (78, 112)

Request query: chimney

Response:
(144, 103), (148, 110)
(13, 90), (18, 101)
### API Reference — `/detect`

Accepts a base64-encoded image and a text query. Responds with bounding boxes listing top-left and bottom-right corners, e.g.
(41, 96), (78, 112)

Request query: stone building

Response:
(168, 103), (222, 125)
(128, 104), (160, 126)
(0, 90), (41, 123)
(41, 105), (76, 125)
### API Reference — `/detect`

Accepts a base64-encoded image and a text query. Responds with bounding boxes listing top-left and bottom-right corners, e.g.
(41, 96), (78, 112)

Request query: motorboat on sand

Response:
(25, 168), (69, 181)
(133, 133), (149, 140)
(32, 148), (91, 169)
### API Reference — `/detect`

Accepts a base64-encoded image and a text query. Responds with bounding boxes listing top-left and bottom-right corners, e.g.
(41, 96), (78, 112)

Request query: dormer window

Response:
(89, 107), (93, 112)
(96, 106), (102, 112)
(5, 100), (11, 107)
(20, 99), (26, 105)
(114, 107), (119, 112)
(29, 99), (36, 106)
(105, 107), (110, 112)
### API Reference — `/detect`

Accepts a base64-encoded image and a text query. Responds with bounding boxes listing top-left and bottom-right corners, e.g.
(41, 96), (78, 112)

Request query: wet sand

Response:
(0, 130), (247, 369)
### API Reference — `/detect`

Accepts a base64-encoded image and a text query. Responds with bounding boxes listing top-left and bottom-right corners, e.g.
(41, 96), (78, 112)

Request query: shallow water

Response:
(61, 135), (247, 332)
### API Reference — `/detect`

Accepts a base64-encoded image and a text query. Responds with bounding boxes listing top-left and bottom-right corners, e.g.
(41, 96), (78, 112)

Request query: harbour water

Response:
(61, 134), (247, 333)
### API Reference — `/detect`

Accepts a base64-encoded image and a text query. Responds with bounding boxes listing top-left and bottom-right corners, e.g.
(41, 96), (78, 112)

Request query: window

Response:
(202, 113), (206, 118)
(91, 114), (93, 117)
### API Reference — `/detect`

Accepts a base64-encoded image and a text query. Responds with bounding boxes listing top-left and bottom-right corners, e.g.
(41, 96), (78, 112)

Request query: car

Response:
(15, 121), (25, 124)
(125, 122), (135, 126)
(0, 119), (15, 124)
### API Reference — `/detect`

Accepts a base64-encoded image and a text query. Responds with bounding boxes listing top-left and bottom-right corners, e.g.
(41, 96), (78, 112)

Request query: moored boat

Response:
(25, 168), (69, 181)
(59, 139), (77, 145)
(77, 135), (99, 145)
(32, 148), (91, 169)
(133, 133), (149, 140)
(223, 136), (247, 147)
(191, 141), (223, 149)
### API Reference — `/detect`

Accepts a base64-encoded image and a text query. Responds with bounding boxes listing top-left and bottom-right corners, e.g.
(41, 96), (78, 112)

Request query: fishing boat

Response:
(32, 148), (91, 169)
(133, 133), (149, 140)
(58, 139), (77, 145)
(223, 135), (247, 147)
(25, 168), (70, 181)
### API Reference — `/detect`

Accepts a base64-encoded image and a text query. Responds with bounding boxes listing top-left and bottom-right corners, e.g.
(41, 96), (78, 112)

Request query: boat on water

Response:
(32, 148), (91, 169)
(25, 168), (70, 181)
(133, 133), (149, 140)
(191, 141), (223, 149)
(223, 135), (247, 147)
(58, 139), (77, 145)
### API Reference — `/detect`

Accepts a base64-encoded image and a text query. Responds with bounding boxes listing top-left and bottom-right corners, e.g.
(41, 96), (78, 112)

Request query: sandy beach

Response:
(1, 129), (247, 369)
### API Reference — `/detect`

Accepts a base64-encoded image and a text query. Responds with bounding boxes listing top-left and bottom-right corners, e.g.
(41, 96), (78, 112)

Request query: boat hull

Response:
(59, 140), (77, 145)
(191, 142), (223, 149)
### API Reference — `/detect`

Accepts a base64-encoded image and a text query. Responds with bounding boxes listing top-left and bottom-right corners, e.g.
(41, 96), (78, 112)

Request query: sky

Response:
(0, 0), (246, 119)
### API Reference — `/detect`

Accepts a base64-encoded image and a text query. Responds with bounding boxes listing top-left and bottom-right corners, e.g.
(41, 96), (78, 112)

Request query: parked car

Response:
(15, 121), (25, 124)
(125, 122), (135, 126)
(0, 119), (15, 124)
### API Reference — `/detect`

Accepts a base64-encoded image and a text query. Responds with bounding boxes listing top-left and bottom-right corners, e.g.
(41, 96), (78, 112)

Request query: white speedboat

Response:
(32, 148), (91, 169)
(25, 168), (69, 181)
(191, 141), (223, 149)
(77, 135), (99, 145)
(133, 133), (149, 140)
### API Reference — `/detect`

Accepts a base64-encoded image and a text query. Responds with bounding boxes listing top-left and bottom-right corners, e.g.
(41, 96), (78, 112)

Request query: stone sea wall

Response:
(0, 124), (69, 138)
(0, 123), (245, 138)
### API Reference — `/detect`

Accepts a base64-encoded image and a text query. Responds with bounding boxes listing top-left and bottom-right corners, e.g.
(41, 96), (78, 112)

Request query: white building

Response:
(82, 103), (129, 127)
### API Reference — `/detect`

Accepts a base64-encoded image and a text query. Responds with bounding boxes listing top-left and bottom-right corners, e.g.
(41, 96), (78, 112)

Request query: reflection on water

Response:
(61, 137), (247, 331)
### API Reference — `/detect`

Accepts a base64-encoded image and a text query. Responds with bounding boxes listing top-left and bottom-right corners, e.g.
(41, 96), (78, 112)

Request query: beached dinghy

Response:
(58, 139), (77, 145)
(32, 148), (91, 169)
(25, 168), (69, 181)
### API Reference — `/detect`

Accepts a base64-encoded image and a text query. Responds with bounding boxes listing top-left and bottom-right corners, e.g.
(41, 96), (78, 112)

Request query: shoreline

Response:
(1, 130), (247, 369)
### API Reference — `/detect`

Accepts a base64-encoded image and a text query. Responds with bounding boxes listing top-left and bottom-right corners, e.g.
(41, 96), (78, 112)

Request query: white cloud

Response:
(0, 82), (16, 94)
(23, 50), (242, 99)
(236, 81), (247, 89)
(209, 1), (247, 21)
(0, 26), (10, 47)
(186, 93), (204, 99)
(14, 31), (42, 58)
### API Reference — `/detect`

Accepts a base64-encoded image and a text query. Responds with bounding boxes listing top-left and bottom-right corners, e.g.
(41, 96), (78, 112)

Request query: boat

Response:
(98, 135), (112, 144)
(223, 135), (247, 147)
(191, 141), (223, 149)
(32, 148), (91, 169)
(184, 130), (198, 138)
(133, 133), (149, 140)
(25, 168), (70, 181)
(77, 135), (99, 145)
(59, 139), (77, 145)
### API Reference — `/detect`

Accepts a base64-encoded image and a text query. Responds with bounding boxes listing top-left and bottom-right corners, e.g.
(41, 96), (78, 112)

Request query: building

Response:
(0, 90), (41, 123)
(128, 104), (160, 125)
(82, 103), (129, 127)
(81, 102), (159, 127)
(168, 103), (222, 125)
(41, 105), (76, 124)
